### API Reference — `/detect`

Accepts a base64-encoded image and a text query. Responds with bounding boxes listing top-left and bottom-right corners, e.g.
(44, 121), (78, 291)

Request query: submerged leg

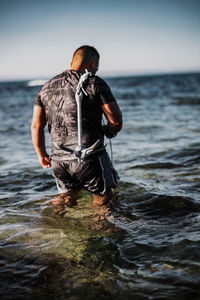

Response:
(93, 189), (113, 206)
(51, 190), (79, 207)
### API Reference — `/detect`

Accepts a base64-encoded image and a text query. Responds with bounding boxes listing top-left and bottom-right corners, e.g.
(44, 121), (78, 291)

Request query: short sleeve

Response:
(34, 93), (43, 106)
(94, 77), (116, 105)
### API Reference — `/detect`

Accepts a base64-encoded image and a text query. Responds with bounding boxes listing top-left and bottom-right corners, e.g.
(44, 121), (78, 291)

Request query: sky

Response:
(0, 0), (200, 80)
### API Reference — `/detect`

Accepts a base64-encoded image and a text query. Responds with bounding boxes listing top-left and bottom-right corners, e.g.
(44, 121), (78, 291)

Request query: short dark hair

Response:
(72, 45), (99, 64)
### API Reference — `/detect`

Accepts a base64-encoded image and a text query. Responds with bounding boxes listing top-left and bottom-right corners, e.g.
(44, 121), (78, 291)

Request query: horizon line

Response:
(0, 69), (200, 82)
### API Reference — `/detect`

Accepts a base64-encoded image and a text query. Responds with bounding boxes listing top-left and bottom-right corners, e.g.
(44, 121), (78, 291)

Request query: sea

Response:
(0, 72), (200, 300)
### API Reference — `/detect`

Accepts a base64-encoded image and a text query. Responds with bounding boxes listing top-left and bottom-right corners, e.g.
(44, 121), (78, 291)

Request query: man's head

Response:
(71, 45), (100, 74)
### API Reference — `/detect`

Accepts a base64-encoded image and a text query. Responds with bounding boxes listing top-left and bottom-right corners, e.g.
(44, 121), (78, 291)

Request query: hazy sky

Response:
(0, 0), (200, 80)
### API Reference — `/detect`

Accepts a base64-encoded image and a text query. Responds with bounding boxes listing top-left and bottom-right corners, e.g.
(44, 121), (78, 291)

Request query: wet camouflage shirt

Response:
(35, 70), (116, 159)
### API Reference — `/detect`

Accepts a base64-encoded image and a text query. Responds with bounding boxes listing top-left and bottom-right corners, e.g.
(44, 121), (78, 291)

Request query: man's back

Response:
(35, 69), (116, 160)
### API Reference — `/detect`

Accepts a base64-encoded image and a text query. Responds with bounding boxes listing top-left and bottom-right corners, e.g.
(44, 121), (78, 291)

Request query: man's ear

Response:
(91, 60), (95, 67)
(89, 60), (98, 73)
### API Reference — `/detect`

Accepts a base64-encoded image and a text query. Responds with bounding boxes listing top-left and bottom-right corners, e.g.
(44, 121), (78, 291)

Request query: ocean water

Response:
(0, 73), (200, 300)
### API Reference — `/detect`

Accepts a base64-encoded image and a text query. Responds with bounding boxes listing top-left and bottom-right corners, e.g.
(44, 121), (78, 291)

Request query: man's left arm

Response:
(31, 105), (51, 168)
(101, 101), (123, 138)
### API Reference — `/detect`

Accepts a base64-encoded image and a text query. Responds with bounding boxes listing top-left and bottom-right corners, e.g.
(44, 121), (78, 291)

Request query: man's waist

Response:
(51, 138), (105, 161)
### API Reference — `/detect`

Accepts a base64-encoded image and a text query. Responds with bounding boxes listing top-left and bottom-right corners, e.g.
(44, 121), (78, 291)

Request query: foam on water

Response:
(27, 79), (48, 87)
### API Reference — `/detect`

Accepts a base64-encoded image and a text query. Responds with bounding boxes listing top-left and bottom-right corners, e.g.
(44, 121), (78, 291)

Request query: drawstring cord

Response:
(102, 117), (113, 163)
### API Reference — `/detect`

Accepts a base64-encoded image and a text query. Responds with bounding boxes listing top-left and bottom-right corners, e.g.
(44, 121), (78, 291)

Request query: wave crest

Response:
(27, 79), (47, 87)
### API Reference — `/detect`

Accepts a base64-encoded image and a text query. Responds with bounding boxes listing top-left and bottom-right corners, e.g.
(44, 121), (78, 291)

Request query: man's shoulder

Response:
(39, 70), (72, 95)
(94, 75), (105, 82)
(44, 71), (67, 87)
(93, 75), (111, 91)
(92, 75), (108, 86)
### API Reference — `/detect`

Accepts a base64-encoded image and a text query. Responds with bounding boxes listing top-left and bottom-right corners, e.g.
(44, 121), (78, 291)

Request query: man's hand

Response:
(101, 101), (123, 138)
(102, 124), (117, 138)
(39, 154), (51, 168)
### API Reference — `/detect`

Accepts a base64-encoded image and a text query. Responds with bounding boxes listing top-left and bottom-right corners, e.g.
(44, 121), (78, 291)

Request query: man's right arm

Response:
(101, 101), (123, 138)
(31, 105), (51, 168)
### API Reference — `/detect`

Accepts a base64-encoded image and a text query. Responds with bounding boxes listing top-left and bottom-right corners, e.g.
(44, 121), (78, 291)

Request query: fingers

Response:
(40, 156), (51, 168)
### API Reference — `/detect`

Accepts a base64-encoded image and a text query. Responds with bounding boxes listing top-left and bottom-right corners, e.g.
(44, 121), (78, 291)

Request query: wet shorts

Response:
(51, 151), (118, 194)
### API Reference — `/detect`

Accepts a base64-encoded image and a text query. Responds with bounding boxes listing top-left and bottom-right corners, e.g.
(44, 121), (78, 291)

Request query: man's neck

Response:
(70, 62), (86, 73)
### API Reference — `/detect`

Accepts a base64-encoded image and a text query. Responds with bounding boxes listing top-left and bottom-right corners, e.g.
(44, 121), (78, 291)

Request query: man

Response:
(31, 45), (122, 206)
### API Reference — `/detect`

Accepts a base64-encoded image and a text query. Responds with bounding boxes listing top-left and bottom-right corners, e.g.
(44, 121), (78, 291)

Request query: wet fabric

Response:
(51, 151), (118, 194)
(35, 70), (116, 160)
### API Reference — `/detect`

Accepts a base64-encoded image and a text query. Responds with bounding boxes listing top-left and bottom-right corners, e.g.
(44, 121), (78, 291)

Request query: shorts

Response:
(51, 151), (119, 194)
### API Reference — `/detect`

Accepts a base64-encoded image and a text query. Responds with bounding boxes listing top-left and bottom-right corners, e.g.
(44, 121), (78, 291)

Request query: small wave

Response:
(134, 194), (200, 218)
(131, 162), (179, 169)
(27, 79), (48, 87)
(113, 182), (200, 218)
(173, 96), (200, 105)
(166, 148), (200, 167)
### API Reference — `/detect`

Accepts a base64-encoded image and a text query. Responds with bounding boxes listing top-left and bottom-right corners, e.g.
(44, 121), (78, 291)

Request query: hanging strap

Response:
(74, 69), (92, 162)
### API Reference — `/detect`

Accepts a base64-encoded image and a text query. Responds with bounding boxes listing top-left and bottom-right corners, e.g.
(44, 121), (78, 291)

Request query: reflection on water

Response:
(0, 73), (200, 299)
